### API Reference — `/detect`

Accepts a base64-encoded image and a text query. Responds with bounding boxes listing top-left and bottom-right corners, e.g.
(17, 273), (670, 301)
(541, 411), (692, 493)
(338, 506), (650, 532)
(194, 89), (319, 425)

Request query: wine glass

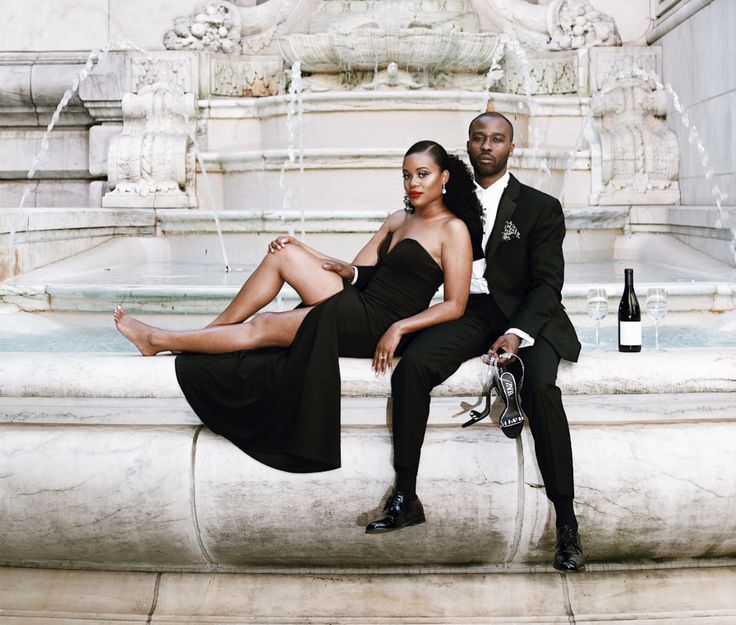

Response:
(586, 288), (608, 349)
(646, 287), (668, 350)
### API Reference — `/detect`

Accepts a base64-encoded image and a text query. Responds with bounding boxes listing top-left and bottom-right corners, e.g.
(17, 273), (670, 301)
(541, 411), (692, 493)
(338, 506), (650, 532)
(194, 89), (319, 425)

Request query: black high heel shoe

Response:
(494, 354), (526, 439)
(462, 352), (526, 439)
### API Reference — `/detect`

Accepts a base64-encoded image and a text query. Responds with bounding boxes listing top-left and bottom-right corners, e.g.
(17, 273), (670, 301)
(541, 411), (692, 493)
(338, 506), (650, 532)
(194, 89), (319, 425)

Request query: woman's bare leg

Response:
(209, 244), (344, 326)
(114, 307), (312, 356)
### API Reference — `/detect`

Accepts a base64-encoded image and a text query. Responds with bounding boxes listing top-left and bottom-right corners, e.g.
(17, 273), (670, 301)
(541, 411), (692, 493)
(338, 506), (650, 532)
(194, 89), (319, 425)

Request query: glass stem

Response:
(595, 321), (600, 349)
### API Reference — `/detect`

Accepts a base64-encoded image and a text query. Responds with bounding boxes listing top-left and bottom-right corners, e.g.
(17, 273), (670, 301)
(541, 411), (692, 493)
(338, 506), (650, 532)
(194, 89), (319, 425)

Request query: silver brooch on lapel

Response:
(501, 220), (521, 241)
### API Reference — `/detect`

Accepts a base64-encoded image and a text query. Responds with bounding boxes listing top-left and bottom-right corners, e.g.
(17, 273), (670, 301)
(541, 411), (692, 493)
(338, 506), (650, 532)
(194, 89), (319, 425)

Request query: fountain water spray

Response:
(175, 97), (231, 273)
(3, 44), (119, 282)
(2, 41), (233, 281)
(279, 62), (306, 240)
(480, 36), (551, 187)
(596, 65), (734, 269)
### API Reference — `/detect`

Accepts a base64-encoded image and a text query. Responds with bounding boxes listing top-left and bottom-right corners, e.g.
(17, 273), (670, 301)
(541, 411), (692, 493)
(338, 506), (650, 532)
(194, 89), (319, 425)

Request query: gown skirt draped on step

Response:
(175, 234), (443, 473)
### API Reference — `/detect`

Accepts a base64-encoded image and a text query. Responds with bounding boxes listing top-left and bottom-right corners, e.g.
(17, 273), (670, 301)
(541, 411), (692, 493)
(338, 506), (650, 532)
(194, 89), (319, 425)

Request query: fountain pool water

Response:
(3, 227), (734, 352)
(3, 309), (736, 353)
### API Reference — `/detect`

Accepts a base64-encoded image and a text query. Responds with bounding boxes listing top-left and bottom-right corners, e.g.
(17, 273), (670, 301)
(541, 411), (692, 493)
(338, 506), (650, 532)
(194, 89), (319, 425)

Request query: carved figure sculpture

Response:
(163, 1), (243, 54)
(472, 0), (620, 50)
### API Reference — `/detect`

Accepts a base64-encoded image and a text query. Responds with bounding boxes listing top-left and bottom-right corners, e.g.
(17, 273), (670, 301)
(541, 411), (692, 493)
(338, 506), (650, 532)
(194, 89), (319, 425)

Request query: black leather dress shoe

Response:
(553, 525), (586, 572)
(365, 491), (426, 534)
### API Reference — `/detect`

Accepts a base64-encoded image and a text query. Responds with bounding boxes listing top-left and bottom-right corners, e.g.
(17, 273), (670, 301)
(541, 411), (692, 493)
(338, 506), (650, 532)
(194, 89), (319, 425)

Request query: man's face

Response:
(467, 116), (515, 182)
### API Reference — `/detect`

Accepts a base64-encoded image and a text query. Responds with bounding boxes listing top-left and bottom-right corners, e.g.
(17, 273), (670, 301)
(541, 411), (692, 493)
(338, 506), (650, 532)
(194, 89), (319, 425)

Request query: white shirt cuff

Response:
(350, 266), (359, 285)
(507, 327), (535, 348)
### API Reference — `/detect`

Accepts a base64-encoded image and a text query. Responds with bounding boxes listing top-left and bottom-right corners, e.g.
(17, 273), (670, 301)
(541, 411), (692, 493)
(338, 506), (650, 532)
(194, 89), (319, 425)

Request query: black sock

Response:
(552, 496), (578, 529)
(396, 467), (417, 499)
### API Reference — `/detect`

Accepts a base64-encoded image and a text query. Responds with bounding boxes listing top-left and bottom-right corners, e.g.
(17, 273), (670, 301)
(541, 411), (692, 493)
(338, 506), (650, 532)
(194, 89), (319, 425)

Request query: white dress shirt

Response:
(473, 172), (534, 348)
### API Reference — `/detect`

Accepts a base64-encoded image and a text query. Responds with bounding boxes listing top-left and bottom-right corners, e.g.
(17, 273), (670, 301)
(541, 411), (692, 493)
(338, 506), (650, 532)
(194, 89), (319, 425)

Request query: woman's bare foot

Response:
(113, 306), (162, 356)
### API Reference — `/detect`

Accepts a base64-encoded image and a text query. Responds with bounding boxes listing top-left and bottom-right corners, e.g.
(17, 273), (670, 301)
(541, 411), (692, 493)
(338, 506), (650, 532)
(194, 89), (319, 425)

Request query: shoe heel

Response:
(462, 392), (491, 427)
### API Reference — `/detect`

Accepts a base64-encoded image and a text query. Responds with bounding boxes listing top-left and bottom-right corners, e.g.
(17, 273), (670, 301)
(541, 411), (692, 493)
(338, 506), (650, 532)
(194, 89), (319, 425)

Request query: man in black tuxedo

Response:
(365, 112), (585, 572)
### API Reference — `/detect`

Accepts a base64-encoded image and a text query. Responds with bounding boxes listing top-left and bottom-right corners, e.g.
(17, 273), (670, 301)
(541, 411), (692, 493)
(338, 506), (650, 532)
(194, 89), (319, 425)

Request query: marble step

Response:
(1, 390), (735, 570)
(2, 393), (734, 427)
(1, 349), (735, 571)
(1, 565), (736, 625)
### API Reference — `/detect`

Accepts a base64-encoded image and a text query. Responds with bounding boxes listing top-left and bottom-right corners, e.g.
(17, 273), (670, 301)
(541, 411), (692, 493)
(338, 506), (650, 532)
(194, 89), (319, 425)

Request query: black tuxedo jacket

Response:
(483, 174), (580, 363)
(355, 174), (581, 363)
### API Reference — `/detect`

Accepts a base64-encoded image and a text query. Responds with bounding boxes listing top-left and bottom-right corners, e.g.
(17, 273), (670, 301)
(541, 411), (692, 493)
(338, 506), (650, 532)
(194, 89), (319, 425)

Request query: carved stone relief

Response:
(494, 51), (580, 95)
(131, 57), (195, 95)
(161, 0), (625, 95)
(588, 46), (660, 94)
(472, 0), (620, 51)
(211, 56), (284, 97)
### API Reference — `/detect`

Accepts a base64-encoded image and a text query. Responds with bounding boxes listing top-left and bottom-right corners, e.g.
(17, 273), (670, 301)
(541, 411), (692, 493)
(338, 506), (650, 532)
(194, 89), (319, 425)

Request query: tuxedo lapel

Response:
(485, 174), (520, 261)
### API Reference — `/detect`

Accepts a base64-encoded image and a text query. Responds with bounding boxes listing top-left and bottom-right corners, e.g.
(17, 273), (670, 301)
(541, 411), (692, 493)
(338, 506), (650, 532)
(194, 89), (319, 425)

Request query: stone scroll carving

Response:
(584, 46), (679, 205)
(587, 80), (680, 205)
(103, 84), (197, 208)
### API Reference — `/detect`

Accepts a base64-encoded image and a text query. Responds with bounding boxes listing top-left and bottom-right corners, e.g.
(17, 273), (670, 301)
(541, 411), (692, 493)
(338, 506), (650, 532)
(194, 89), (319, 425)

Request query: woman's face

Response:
(402, 151), (448, 210)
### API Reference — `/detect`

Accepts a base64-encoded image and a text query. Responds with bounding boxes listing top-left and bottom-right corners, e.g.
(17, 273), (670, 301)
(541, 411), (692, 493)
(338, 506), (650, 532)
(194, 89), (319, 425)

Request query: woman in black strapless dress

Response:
(114, 141), (484, 473)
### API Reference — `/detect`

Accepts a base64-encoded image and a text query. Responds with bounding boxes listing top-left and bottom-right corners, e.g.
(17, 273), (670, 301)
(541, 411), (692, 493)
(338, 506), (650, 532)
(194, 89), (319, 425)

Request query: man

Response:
(364, 112), (585, 573)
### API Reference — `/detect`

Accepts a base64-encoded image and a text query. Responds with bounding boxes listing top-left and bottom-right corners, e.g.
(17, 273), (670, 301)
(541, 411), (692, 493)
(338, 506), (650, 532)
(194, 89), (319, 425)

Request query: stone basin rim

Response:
(1, 349), (735, 399)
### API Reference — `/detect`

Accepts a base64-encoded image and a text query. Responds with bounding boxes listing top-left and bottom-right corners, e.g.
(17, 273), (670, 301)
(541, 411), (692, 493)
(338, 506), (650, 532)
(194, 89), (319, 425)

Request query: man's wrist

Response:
(506, 327), (535, 348)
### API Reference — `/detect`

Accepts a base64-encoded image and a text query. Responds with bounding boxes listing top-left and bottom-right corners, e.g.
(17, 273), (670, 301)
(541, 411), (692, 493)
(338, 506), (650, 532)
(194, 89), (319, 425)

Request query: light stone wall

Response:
(659, 0), (736, 208)
(592, 0), (652, 44)
(1, 0), (199, 52)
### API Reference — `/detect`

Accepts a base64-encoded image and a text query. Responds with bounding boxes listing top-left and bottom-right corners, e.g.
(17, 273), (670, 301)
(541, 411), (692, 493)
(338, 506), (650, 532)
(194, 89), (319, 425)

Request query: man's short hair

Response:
(468, 112), (514, 142)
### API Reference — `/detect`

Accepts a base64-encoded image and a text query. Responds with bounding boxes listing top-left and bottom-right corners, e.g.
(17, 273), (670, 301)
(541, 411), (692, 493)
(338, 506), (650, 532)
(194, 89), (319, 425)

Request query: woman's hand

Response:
(321, 259), (355, 281)
(267, 235), (299, 254)
(372, 323), (403, 375)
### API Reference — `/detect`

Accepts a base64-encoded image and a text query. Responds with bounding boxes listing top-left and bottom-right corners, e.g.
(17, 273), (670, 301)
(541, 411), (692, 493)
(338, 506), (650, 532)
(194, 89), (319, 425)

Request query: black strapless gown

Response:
(175, 233), (443, 473)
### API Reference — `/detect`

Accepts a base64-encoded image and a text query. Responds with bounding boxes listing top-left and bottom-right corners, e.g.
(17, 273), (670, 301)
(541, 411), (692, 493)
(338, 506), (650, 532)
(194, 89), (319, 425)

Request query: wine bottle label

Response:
(619, 321), (642, 345)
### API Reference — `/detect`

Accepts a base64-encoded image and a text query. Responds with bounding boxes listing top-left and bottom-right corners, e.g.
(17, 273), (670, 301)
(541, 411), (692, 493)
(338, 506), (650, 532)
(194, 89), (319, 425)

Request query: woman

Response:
(114, 140), (484, 472)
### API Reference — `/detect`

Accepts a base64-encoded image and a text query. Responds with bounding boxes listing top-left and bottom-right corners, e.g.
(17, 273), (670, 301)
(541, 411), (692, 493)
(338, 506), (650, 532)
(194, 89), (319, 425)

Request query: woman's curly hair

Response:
(404, 140), (485, 259)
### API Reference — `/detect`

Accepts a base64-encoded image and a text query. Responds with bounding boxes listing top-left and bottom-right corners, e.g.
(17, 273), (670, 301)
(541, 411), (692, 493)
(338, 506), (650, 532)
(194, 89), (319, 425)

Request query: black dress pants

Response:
(391, 294), (575, 501)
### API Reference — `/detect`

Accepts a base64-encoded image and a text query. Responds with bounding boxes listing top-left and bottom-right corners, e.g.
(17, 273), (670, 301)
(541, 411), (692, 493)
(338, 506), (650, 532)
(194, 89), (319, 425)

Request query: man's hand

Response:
(489, 332), (521, 362)
(322, 260), (355, 281)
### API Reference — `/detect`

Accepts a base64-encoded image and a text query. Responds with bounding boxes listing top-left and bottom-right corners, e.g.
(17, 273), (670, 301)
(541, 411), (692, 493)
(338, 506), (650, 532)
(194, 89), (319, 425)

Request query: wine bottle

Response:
(618, 268), (641, 352)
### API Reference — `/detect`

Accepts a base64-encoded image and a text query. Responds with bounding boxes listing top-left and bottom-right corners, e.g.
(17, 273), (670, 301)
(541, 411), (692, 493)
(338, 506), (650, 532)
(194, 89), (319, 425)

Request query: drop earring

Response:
(442, 183), (446, 194)
(403, 195), (415, 214)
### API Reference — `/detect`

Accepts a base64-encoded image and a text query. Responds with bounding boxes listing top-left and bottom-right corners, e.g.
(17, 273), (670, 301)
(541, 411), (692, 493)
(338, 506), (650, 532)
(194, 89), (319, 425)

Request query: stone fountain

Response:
(1, 1), (736, 623)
